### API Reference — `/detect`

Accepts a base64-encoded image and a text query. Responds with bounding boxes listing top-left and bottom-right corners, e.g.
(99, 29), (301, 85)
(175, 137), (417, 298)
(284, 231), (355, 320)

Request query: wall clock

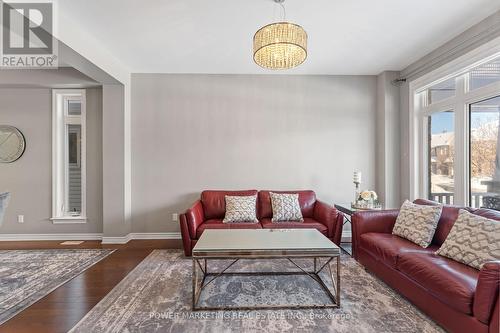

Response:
(0, 125), (26, 163)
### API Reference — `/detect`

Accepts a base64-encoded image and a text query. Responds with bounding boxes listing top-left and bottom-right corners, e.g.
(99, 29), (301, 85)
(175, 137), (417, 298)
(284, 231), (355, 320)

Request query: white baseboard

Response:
(0, 233), (103, 241)
(130, 232), (181, 240)
(100, 232), (182, 244)
(100, 234), (132, 244)
(0, 232), (182, 243)
(341, 230), (352, 243)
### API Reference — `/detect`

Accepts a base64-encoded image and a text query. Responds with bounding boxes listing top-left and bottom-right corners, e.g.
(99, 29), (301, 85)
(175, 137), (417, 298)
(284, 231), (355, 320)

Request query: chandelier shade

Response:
(253, 22), (307, 70)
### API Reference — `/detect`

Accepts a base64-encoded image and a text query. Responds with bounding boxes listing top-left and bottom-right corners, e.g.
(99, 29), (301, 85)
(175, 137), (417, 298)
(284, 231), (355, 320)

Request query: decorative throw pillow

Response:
(270, 192), (304, 222)
(392, 200), (442, 248)
(436, 209), (500, 270)
(222, 195), (258, 223)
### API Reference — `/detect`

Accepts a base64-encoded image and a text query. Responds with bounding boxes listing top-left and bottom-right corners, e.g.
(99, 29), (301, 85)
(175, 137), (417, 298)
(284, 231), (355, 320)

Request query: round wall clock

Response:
(0, 125), (26, 163)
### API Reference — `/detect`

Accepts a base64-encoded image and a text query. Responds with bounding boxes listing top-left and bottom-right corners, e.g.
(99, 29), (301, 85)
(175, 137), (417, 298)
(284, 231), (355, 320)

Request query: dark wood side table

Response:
(334, 203), (383, 256)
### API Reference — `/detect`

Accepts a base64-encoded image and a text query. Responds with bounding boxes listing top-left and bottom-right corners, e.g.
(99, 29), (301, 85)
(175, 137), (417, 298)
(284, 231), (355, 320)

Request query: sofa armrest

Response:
(351, 209), (399, 260)
(179, 214), (193, 257)
(474, 261), (500, 324)
(182, 200), (205, 239)
(313, 201), (342, 244)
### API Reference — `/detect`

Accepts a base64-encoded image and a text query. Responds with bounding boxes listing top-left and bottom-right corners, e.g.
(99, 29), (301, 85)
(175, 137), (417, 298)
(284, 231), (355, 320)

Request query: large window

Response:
(469, 96), (500, 208)
(52, 90), (86, 223)
(428, 111), (455, 204)
(412, 51), (500, 209)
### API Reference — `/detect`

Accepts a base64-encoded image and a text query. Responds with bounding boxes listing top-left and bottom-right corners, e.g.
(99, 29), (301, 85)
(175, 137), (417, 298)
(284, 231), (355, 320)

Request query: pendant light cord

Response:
(273, 0), (287, 21)
(279, 2), (286, 20)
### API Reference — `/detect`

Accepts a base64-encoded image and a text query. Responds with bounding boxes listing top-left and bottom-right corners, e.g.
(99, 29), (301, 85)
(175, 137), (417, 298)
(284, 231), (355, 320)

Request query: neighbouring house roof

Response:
(431, 132), (454, 148)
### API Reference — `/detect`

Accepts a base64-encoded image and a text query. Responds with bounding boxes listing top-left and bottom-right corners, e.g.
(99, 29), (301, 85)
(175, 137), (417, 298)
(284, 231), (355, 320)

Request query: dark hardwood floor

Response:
(0, 240), (182, 333)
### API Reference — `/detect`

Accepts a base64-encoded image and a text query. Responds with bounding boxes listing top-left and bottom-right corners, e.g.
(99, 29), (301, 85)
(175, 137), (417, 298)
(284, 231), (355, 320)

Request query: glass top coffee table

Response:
(192, 229), (340, 311)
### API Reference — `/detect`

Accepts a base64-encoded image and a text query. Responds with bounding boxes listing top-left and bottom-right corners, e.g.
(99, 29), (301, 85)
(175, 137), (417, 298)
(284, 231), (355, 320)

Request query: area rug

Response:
(70, 250), (443, 333)
(0, 249), (115, 324)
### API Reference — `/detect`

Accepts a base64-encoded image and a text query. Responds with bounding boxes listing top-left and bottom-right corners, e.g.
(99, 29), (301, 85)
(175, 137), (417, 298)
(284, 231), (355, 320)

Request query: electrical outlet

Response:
(172, 213), (179, 222)
(17, 215), (24, 223)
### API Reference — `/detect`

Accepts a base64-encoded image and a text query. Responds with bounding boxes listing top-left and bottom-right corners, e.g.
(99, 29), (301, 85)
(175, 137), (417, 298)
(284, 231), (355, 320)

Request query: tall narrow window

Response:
(469, 96), (500, 209)
(52, 90), (86, 223)
(428, 111), (455, 204)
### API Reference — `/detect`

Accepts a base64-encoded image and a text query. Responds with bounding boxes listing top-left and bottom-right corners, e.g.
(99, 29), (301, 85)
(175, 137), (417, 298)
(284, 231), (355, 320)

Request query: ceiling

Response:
(58, 0), (500, 75)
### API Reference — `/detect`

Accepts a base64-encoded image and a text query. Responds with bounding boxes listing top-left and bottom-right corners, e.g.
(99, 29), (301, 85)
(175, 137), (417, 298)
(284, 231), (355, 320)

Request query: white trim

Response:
(101, 234), (132, 244)
(101, 232), (182, 244)
(341, 230), (352, 243)
(130, 232), (182, 240)
(0, 232), (182, 243)
(52, 89), (87, 220)
(0, 233), (102, 241)
(50, 217), (88, 224)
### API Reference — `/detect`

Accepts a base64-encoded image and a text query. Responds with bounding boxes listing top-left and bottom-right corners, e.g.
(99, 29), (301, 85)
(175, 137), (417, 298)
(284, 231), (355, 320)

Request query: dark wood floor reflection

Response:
(0, 240), (182, 333)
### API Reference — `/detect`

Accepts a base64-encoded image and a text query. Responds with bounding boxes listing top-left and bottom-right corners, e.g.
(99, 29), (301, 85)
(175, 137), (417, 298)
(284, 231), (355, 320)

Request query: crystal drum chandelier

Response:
(253, 0), (307, 70)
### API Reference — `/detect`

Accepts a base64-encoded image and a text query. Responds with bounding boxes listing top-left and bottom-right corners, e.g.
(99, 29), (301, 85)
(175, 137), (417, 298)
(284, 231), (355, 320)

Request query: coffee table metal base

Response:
(192, 256), (340, 311)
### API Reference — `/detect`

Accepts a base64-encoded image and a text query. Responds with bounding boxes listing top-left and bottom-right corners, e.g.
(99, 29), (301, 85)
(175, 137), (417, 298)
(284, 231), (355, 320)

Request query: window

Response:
(428, 111), (455, 204)
(412, 50), (500, 209)
(427, 77), (456, 104)
(470, 57), (500, 90)
(52, 90), (86, 223)
(469, 96), (500, 208)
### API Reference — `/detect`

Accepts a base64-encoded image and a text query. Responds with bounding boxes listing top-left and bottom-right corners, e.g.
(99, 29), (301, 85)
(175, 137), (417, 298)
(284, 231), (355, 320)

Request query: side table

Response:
(334, 203), (383, 256)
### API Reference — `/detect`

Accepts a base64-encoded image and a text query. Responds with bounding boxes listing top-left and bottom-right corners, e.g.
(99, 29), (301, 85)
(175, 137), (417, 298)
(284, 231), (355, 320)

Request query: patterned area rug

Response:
(70, 250), (443, 333)
(0, 249), (114, 324)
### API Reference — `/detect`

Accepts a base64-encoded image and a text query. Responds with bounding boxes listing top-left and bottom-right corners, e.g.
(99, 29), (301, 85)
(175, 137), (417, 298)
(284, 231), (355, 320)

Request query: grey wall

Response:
(0, 67), (99, 88)
(0, 87), (103, 234)
(376, 71), (401, 208)
(399, 81), (411, 201)
(102, 84), (130, 238)
(131, 74), (377, 233)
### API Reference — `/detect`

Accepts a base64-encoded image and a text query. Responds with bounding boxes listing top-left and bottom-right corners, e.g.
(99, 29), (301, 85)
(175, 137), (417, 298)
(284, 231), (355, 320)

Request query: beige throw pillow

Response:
(436, 209), (500, 270)
(223, 195), (258, 223)
(270, 192), (304, 222)
(392, 200), (442, 248)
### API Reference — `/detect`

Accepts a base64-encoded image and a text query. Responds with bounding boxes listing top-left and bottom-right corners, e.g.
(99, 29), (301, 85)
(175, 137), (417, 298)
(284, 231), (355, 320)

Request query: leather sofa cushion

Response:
(258, 190), (316, 219)
(413, 200), (500, 247)
(473, 208), (500, 221)
(201, 190), (258, 219)
(360, 233), (438, 268)
(397, 252), (478, 315)
(260, 218), (328, 235)
(196, 219), (262, 239)
(413, 199), (470, 246)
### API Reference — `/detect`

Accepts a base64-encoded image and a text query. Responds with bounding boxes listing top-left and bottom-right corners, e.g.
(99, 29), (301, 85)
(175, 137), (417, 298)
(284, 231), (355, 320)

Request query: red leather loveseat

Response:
(179, 190), (343, 256)
(352, 199), (499, 333)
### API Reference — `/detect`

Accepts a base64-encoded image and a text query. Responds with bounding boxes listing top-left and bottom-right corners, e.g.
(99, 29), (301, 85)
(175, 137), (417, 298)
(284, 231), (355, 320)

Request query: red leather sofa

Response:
(179, 190), (343, 256)
(352, 199), (499, 333)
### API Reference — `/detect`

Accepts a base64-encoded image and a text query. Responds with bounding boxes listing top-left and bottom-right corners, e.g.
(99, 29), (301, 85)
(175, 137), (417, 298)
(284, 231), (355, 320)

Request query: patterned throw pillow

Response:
(436, 209), (500, 269)
(270, 192), (304, 222)
(223, 195), (258, 223)
(392, 200), (442, 248)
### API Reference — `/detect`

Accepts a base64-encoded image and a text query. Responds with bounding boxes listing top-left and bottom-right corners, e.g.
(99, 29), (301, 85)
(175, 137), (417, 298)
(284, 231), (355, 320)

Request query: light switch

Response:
(17, 215), (24, 223)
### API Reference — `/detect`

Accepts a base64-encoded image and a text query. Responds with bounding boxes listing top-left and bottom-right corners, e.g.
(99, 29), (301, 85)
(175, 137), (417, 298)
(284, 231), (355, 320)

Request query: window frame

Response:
(51, 89), (87, 224)
(468, 96), (500, 207)
(409, 38), (500, 206)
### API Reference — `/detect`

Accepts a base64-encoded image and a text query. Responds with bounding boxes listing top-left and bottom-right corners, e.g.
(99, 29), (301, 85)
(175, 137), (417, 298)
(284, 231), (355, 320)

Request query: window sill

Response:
(50, 216), (87, 224)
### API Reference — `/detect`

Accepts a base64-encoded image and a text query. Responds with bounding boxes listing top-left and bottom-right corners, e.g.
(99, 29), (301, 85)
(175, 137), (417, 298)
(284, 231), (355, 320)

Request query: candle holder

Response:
(352, 171), (361, 206)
